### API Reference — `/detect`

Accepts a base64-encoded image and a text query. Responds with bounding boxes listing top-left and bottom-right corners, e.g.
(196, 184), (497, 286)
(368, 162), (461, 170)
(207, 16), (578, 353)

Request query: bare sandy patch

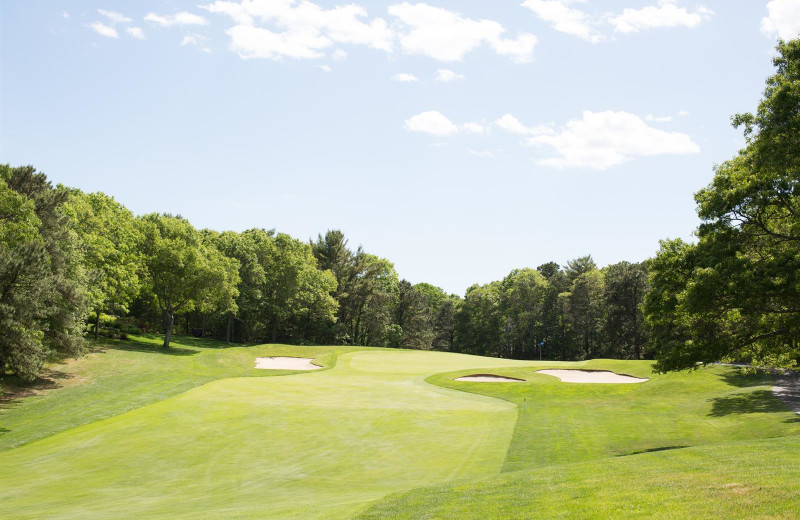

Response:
(254, 357), (322, 371)
(454, 374), (526, 383)
(536, 369), (648, 384)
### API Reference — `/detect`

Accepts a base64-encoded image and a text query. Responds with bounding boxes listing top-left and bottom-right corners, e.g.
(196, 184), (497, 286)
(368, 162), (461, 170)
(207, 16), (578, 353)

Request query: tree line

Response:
(0, 169), (650, 381)
(2, 38), (798, 382)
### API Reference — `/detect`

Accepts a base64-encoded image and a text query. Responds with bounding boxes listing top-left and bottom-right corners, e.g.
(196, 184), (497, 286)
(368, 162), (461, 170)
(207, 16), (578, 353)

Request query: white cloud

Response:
(468, 148), (496, 158)
(333, 48), (348, 60)
(524, 0), (712, 41)
(98, 9), (132, 24)
(646, 114), (674, 122)
(126, 27), (146, 40)
(521, 0), (603, 43)
(528, 110), (700, 169)
(224, 24), (329, 59)
(201, 1), (537, 63)
(495, 113), (553, 136)
(462, 122), (486, 134)
(761, 0), (800, 40)
(405, 111), (460, 136)
(404, 111), (484, 136)
(181, 34), (212, 52)
(610, 0), (713, 34)
(203, 0), (393, 60)
(145, 12), (209, 27)
(392, 73), (420, 82)
(435, 69), (464, 82)
(90, 22), (119, 38)
(678, 110), (690, 116)
(320, 65), (332, 72)
(389, 3), (537, 62)
(62, 11), (70, 19)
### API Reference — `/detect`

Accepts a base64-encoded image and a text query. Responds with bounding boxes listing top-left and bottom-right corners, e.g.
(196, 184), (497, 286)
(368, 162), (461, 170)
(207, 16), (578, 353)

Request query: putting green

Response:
(0, 350), (542, 520)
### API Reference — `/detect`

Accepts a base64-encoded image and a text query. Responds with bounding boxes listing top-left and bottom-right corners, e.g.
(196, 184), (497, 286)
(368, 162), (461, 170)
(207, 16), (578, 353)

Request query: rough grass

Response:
(356, 435), (800, 520)
(0, 335), (362, 451)
(428, 359), (800, 471)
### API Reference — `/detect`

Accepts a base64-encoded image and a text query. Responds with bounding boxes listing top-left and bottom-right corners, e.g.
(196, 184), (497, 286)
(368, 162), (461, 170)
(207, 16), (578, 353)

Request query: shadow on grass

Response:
(103, 342), (198, 357)
(0, 427), (9, 436)
(715, 368), (771, 388)
(0, 369), (73, 409)
(620, 445), (688, 456)
(123, 333), (251, 351)
(708, 390), (788, 416)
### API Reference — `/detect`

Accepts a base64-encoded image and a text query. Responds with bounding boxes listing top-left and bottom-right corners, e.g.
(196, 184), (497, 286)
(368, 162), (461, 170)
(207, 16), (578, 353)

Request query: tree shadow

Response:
(0, 427), (9, 436)
(708, 390), (789, 416)
(164, 335), (238, 350)
(0, 369), (73, 409)
(621, 445), (688, 456)
(715, 367), (772, 388)
(103, 342), (198, 356)
(118, 333), (250, 351)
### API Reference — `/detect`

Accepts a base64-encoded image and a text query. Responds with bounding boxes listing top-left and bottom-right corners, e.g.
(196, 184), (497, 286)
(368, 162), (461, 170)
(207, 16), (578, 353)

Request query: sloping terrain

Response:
(1, 337), (798, 519)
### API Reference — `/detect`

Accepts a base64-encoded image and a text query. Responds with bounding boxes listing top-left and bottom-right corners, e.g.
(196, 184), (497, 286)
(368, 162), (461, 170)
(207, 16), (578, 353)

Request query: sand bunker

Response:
(254, 357), (322, 370)
(536, 369), (648, 384)
(454, 374), (526, 383)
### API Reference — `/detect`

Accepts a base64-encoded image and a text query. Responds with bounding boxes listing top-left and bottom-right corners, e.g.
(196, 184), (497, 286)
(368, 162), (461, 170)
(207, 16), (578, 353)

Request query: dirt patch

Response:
(536, 369), (648, 384)
(454, 374), (526, 383)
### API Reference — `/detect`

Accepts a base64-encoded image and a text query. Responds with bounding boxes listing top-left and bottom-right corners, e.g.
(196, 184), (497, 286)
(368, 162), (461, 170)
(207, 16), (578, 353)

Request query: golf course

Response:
(1, 335), (798, 519)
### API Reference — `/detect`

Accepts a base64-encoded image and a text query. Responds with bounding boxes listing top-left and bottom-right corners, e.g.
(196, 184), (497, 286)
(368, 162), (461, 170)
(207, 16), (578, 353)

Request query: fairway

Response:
(0, 346), (542, 519)
(1, 338), (799, 519)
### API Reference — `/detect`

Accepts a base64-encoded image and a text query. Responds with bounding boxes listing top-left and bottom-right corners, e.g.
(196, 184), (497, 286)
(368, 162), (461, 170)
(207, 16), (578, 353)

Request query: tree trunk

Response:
(226, 315), (232, 344)
(95, 310), (101, 340)
(271, 319), (277, 343)
(201, 313), (207, 338)
(185, 313), (190, 335)
(163, 311), (175, 348)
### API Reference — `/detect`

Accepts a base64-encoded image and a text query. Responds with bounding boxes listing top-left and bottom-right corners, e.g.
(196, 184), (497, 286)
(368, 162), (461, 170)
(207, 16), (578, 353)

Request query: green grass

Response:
(0, 343), (543, 519)
(1, 337), (798, 519)
(428, 359), (800, 471)
(356, 435), (800, 520)
(0, 335), (362, 451)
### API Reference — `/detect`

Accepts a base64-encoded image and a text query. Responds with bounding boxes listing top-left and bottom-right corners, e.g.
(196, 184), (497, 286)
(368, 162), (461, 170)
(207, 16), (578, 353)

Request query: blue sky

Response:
(2, 1), (799, 294)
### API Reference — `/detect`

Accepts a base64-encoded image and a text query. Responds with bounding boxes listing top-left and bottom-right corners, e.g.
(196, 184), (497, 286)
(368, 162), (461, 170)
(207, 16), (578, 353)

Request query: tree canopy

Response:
(646, 39), (800, 372)
(0, 166), (88, 381)
(138, 213), (239, 348)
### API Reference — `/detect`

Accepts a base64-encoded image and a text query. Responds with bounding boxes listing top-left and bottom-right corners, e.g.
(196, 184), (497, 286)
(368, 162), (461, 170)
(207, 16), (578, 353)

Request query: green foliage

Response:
(566, 269), (606, 359)
(499, 268), (549, 358)
(312, 231), (400, 346)
(603, 261), (649, 359)
(0, 165), (88, 381)
(138, 213), (240, 348)
(647, 39), (800, 372)
(565, 254), (598, 282)
(64, 189), (142, 338)
(455, 282), (503, 356)
(265, 233), (338, 341)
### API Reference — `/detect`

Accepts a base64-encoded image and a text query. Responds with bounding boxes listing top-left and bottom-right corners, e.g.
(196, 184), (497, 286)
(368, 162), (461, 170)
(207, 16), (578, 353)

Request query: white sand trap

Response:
(536, 369), (648, 384)
(454, 374), (526, 383)
(254, 357), (322, 370)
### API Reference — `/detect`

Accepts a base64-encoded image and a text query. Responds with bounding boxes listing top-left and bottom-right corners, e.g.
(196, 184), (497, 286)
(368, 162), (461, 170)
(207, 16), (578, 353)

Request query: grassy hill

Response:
(1, 336), (798, 519)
